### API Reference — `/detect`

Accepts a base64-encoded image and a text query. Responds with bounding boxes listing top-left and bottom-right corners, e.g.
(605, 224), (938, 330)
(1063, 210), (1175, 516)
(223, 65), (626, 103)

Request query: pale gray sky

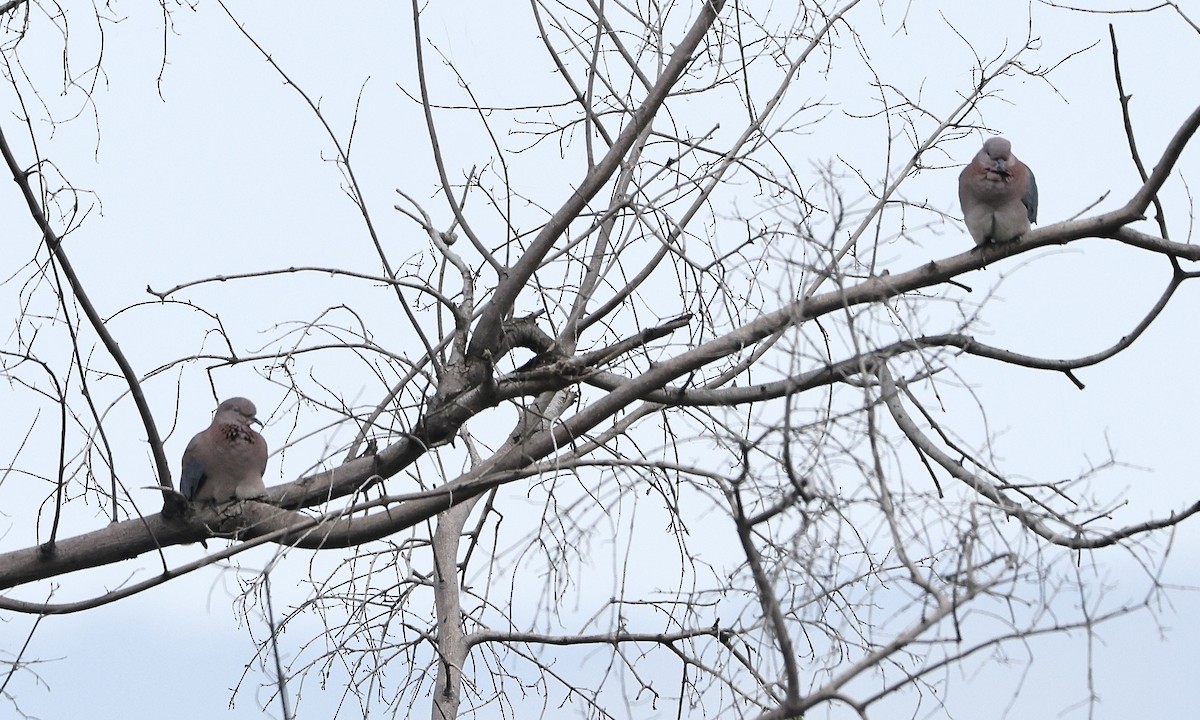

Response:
(2, 1), (1198, 718)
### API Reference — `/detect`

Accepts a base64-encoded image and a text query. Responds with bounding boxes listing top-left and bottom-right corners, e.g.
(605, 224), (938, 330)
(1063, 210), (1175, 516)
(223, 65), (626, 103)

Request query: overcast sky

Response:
(2, 1), (1198, 718)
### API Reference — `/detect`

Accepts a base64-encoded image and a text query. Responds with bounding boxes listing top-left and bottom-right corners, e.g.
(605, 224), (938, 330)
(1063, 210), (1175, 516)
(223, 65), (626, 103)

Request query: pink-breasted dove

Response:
(180, 397), (268, 503)
(958, 137), (1038, 245)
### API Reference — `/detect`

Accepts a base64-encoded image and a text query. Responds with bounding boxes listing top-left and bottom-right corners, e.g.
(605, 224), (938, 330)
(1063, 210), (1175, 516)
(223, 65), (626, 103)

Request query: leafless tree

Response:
(2, 1), (1199, 718)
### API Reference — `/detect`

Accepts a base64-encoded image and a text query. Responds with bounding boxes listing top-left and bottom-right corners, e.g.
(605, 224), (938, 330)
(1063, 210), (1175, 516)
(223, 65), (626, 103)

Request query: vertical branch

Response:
(429, 498), (478, 720)
(263, 570), (294, 720)
(1108, 25), (1170, 240)
(410, 0), (502, 274)
(726, 445), (800, 707)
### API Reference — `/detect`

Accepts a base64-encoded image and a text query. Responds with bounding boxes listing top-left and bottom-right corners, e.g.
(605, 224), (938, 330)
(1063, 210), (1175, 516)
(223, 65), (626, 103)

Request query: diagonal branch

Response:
(877, 363), (1200, 549)
(466, 0), (728, 359)
(0, 121), (172, 496)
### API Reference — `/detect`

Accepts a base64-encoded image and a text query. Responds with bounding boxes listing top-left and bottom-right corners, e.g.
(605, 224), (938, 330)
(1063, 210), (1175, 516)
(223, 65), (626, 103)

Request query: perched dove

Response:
(958, 137), (1038, 245)
(180, 397), (268, 502)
